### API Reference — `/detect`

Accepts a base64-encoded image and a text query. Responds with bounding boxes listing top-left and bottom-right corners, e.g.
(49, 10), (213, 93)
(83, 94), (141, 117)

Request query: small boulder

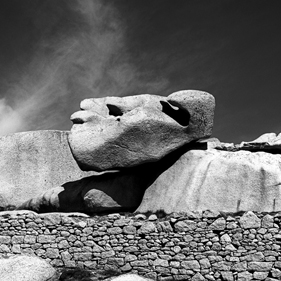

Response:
(209, 217), (226, 231)
(239, 211), (261, 229)
(0, 255), (58, 281)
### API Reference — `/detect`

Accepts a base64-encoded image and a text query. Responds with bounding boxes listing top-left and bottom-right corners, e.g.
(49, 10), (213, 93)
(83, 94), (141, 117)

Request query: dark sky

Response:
(0, 0), (281, 143)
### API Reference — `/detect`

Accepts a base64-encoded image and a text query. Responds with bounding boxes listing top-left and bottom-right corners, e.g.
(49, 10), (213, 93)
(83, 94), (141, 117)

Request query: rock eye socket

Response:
(160, 101), (190, 126)
(106, 104), (123, 117)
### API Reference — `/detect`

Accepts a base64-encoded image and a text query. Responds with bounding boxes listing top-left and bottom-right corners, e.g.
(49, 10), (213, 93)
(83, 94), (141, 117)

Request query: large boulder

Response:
(0, 130), (93, 207)
(17, 136), (281, 214)
(0, 255), (58, 281)
(69, 90), (215, 171)
(137, 148), (281, 213)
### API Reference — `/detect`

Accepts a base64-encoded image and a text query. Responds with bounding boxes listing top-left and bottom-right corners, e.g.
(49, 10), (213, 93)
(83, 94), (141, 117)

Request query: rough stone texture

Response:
(69, 90), (215, 171)
(239, 211), (261, 229)
(0, 255), (58, 281)
(1, 211), (281, 280)
(137, 148), (281, 213)
(0, 130), (93, 207)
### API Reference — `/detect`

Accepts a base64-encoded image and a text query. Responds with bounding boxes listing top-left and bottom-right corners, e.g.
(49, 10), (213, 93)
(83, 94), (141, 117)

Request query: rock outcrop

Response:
(137, 149), (281, 213)
(0, 130), (93, 208)
(16, 129), (281, 214)
(215, 132), (281, 153)
(69, 90), (215, 171)
(0, 255), (58, 281)
(4, 90), (281, 215)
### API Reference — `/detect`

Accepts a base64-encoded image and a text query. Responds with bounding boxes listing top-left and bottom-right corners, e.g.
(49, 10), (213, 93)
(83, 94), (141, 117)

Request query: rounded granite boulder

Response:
(68, 90), (215, 171)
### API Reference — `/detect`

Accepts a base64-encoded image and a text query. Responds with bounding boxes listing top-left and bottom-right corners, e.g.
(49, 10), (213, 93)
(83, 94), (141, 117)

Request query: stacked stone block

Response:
(1, 210), (281, 280)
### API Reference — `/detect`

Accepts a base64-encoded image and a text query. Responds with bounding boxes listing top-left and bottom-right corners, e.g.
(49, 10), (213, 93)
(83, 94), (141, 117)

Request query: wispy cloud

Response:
(0, 0), (169, 136)
(0, 98), (22, 135)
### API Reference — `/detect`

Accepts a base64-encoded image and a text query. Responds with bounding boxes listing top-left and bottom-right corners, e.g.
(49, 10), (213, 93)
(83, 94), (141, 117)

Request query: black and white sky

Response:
(0, 0), (280, 143)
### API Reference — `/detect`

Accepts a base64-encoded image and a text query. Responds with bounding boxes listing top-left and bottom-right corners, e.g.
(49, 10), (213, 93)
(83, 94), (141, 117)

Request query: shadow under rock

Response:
(19, 141), (206, 214)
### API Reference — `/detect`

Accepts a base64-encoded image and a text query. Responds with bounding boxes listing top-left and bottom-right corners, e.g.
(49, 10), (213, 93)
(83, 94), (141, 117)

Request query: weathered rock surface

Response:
(137, 148), (281, 213)
(69, 90), (215, 171)
(19, 139), (281, 214)
(0, 130), (93, 208)
(0, 255), (58, 281)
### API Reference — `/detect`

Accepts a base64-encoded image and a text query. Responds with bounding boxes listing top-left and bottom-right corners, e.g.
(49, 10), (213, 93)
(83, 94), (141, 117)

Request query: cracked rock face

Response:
(68, 90), (215, 171)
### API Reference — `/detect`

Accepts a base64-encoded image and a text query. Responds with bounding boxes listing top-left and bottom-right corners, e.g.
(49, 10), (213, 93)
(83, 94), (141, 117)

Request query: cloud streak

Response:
(0, 0), (169, 135)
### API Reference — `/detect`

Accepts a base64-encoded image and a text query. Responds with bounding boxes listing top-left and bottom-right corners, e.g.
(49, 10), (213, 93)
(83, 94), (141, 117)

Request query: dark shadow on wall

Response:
(18, 141), (206, 214)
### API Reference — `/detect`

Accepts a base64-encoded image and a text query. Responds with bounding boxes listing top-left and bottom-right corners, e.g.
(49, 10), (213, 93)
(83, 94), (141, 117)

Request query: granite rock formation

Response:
(16, 129), (281, 214)
(0, 255), (58, 281)
(18, 143), (200, 213)
(215, 132), (281, 153)
(137, 149), (281, 213)
(0, 130), (93, 209)
(68, 90), (215, 171)
(3, 90), (281, 215)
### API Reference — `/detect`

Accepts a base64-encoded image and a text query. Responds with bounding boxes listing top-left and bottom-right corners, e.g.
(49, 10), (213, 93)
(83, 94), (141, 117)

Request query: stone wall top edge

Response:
(1, 209), (281, 221)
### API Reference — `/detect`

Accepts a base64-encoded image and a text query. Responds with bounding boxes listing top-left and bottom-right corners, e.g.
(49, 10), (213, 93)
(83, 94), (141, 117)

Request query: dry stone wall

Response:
(1, 210), (281, 281)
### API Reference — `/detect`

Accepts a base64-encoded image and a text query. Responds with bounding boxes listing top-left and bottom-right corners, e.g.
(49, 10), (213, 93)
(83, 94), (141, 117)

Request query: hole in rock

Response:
(71, 117), (85, 124)
(160, 101), (190, 126)
(107, 104), (123, 117)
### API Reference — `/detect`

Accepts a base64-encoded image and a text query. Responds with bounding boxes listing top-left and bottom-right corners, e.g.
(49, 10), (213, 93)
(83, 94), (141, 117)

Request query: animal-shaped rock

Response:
(69, 90), (215, 171)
